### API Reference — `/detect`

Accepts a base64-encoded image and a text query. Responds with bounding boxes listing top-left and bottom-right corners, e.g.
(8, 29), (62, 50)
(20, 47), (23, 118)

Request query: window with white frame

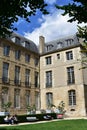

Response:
(35, 92), (40, 110)
(68, 90), (76, 106)
(35, 72), (39, 88)
(57, 42), (63, 49)
(26, 90), (30, 106)
(67, 66), (75, 84)
(46, 71), (52, 87)
(2, 88), (8, 106)
(3, 45), (10, 56)
(15, 50), (21, 60)
(66, 51), (73, 60)
(66, 39), (74, 46)
(45, 56), (52, 65)
(46, 92), (53, 108)
(14, 89), (20, 108)
(2, 62), (9, 82)
(25, 54), (30, 63)
(46, 45), (53, 51)
(25, 69), (30, 86)
(14, 66), (20, 85)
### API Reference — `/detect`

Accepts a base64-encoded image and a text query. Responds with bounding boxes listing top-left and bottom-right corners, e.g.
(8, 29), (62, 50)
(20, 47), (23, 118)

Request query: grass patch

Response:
(0, 119), (87, 130)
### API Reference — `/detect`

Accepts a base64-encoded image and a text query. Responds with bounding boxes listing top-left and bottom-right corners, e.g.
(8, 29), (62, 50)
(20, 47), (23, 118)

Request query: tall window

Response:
(68, 90), (76, 106)
(2, 88), (8, 106)
(46, 56), (52, 65)
(14, 89), (20, 108)
(2, 62), (9, 82)
(34, 57), (39, 66)
(25, 69), (30, 87)
(26, 91), (30, 106)
(3, 45), (10, 56)
(15, 50), (21, 60)
(46, 71), (52, 87)
(25, 54), (30, 63)
(67, 66), (75, 84)
(35, 92), (40, 110)
(66, 51), (73, 60)
(14, 66), (20, 85)
(46, 93), (53, 108)
(35, 72), (39, 88)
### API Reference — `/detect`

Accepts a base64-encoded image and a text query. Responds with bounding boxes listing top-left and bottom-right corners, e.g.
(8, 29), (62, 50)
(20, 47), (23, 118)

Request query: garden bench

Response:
(26, 117), (38, 121)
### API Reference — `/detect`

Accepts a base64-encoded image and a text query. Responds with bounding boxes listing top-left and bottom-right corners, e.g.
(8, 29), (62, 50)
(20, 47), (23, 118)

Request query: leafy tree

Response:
(56, 0), (87, 23)
(56, 0), (87, 41)
(0, 0), (48, 37)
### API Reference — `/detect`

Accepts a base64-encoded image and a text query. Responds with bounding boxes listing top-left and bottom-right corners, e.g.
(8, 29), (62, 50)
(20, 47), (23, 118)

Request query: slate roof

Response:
(44, 34), (80, 54)
(7, 32), (39, 54)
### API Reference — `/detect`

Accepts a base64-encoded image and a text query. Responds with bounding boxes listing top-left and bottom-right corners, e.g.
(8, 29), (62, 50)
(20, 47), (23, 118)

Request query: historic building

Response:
(0, 33), (40, 115)
(39, 35), (87, 117)
(0, 32), (87, 117)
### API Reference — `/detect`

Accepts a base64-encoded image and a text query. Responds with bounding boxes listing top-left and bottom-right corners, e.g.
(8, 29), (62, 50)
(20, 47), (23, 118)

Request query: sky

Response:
(14, 0), (85, 45)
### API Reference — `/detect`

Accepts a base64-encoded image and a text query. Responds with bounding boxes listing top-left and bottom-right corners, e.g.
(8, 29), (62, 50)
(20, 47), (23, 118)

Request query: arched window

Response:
(68, 90), (76, 106)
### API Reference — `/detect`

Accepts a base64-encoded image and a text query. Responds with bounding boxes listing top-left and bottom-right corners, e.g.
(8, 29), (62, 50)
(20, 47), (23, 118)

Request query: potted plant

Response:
(27, 104), (36, 114)
(46, 103), (55, 113)
(56, 101), (65, 119)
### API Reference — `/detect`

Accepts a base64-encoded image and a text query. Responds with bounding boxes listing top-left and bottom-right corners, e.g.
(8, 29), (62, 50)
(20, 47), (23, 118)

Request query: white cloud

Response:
(24, 11), (86, 45)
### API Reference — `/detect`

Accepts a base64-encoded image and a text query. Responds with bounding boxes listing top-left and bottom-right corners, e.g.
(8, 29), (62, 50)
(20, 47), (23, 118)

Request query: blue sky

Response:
(14, 0), (84, 45)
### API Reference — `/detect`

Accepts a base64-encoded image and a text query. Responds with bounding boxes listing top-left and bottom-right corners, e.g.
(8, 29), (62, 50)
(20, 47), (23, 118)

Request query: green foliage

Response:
(27, 104), (36, 114)
(77, 26), (87, 42)
(0, 0), (48, 37)
(57, 101), (65, 114)
(0, 113), (56, 123)
(2, 102), (12, 112)
(56, 0), (87, 23)
(76, 26), (87, 69)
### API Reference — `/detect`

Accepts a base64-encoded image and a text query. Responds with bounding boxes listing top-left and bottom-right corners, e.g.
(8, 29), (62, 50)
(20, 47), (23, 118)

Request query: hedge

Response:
(0, 113), (57, 124)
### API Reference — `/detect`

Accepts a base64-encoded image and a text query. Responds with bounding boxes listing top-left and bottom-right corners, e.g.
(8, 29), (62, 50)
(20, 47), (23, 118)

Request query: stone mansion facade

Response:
(0, 32), (87, 117)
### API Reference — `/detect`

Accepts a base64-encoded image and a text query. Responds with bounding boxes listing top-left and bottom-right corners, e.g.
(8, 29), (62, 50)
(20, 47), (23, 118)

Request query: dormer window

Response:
(25, 41), (30, 48)
(11, 36), (20, 44)
(66, 39), (74, 46)
(46, 45), (53, 51)
(15, 37), (20, 44)
(57, 42), (63, 49)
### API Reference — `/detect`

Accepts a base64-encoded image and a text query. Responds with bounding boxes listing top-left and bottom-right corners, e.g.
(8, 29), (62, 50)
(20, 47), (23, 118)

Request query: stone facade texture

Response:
(0, 33), (87, 117)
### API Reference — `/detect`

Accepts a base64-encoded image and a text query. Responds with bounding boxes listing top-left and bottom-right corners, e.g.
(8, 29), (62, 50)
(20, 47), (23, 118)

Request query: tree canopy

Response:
(56, 0), (87, 23)
(56, 0), (87, 52)
(0, 0), (48, 37)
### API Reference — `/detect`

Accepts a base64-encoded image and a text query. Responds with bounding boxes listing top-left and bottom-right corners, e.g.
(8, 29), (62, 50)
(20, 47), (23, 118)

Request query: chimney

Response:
(39, 36), (45, 54)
